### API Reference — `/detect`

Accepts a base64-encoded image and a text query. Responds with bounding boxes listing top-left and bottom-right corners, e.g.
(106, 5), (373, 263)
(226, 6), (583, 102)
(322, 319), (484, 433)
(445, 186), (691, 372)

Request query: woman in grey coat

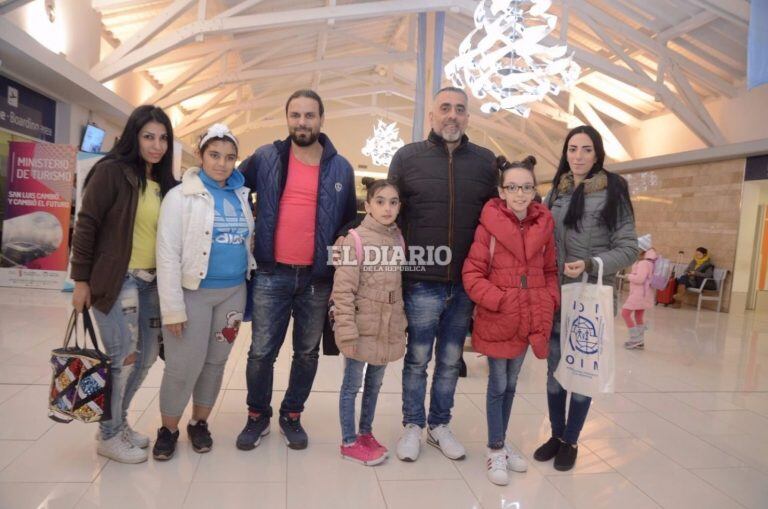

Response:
(533, 125), (638, 471)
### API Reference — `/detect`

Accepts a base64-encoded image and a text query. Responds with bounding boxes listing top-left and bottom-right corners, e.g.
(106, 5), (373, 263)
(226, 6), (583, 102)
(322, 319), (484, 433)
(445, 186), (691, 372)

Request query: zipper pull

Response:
(521, 274), (528, 289)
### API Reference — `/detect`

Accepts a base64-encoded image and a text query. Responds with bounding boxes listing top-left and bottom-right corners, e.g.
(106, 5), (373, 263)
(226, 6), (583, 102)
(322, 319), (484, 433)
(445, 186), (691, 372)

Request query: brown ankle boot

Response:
(670, 285), (686, 308)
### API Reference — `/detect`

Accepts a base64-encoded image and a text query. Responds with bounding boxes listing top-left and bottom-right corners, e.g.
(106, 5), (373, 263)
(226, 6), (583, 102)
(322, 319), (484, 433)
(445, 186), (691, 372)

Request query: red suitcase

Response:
(656, 277), (677, 306)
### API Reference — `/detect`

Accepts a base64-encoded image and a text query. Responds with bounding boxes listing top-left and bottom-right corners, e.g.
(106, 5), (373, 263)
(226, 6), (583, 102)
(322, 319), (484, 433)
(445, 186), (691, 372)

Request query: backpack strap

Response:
(641, 259), (654, 296)
(348, 228), (406, 265)
(348, 228), (363, 264)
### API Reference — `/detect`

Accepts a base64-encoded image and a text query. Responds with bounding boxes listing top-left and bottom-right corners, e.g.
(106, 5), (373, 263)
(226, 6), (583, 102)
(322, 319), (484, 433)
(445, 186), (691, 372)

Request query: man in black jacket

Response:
(388, 87), (497, 462)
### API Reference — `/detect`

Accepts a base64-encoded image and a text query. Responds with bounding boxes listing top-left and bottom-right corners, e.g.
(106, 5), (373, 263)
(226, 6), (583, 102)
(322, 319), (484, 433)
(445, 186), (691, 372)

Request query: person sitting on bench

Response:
(672, 247), (715, 307)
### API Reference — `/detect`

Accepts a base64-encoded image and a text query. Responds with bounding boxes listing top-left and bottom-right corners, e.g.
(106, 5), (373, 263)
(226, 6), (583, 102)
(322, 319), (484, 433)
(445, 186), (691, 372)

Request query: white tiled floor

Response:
(1, 287), (767, 508)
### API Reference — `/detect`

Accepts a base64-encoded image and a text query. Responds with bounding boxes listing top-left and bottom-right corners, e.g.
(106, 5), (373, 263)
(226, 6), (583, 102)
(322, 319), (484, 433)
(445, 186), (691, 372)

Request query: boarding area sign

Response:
(0, 75), (56, 142)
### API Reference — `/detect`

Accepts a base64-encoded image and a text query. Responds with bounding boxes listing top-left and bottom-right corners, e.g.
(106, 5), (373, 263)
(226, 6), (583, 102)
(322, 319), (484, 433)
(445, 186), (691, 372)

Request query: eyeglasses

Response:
(502, 183), (536, 194)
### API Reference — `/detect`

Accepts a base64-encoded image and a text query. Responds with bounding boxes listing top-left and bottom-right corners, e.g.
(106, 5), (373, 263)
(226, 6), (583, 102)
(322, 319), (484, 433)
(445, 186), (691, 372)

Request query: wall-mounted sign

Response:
(0, 75), (56, 142)
(745, 155), (768, 181)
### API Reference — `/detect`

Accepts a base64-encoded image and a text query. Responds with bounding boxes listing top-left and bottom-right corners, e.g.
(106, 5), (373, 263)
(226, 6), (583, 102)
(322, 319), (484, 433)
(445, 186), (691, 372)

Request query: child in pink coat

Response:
(622, 234), (656, 349)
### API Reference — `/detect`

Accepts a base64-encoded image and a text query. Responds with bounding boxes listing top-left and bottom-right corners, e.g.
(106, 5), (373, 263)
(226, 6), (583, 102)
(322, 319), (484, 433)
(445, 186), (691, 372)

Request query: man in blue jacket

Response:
(237, 90), (356, 451)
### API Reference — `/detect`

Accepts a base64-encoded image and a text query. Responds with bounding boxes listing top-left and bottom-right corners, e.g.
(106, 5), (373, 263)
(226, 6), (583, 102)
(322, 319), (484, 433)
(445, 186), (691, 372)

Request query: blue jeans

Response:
(246, 265), (332, 416)
(486, 353), (526, 449)
(339, 357), (387, 444)
(401, 280), (474, 428)
(546, 321), (591, 444)
(92, 272), (161, 440)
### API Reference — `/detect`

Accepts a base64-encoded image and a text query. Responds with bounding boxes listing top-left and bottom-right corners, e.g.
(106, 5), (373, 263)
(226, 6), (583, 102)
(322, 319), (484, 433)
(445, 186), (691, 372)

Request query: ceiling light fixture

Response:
(445, 0), (581, 117)
(361, 119), (405, 167)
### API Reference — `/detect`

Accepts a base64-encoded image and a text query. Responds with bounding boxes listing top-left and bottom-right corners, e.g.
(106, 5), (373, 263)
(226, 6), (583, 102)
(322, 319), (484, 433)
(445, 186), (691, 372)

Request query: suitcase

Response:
(656, 277), (677, 306)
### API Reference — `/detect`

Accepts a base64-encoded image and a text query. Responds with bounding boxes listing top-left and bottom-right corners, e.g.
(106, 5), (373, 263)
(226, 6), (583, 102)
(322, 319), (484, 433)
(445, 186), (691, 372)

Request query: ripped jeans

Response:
(92, 272), (161, 440)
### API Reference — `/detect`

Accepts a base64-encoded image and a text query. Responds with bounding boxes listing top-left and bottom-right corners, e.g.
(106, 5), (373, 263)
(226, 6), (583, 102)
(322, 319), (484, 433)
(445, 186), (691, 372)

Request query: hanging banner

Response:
(0, 141), (76, 289)
(747, 0), (768, 90)
(74, 151), (102, 216)
(62, 151), (102, 291)
(760, 207), (768, 292)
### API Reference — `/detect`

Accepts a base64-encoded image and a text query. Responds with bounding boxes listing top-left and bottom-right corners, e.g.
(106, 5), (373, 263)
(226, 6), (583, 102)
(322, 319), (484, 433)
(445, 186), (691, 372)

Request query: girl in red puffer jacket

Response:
(462, 155), (559, 487)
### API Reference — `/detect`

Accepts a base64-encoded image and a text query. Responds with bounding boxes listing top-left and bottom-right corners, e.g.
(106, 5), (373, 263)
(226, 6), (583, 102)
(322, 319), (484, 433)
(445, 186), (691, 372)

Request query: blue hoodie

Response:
(199, 169), (249, 288)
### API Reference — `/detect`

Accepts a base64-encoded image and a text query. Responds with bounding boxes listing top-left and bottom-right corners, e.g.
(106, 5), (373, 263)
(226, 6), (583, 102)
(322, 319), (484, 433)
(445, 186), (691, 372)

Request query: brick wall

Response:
(625, 159), (744, 311)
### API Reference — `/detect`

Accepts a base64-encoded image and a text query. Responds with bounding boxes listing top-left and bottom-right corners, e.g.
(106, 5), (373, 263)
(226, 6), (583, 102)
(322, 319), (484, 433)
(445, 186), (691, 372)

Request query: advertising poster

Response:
(62, 151), (102, 291)
(0, 142), (76, 289)
(760, 207), (768, 292)
(74, 151), (102, 216)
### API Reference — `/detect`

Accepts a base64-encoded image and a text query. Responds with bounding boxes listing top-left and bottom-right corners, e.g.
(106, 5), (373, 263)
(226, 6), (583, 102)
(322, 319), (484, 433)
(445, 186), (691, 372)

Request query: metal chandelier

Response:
(445, 0), (581, 118)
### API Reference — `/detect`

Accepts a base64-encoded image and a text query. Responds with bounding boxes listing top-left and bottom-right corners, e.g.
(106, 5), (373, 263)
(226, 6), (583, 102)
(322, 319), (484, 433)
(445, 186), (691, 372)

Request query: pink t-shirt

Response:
(274, 149), (320, 265)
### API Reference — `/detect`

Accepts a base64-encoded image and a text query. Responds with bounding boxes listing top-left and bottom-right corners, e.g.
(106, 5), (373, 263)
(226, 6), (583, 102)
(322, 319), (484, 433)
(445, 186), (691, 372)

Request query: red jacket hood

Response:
(479, 198), (554, 264)
(462, 197), (559, 360)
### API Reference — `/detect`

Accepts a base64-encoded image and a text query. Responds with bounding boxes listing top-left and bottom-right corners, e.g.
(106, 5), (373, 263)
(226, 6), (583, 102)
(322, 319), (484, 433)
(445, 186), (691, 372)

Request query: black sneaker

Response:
(554, 442), (578, 471)
(279, 413), (308, 450)
(235, 413), (271, 451)
(187, 420), (213, 453)
(533, 436), (562, 462)
(152, 426), (179, 461)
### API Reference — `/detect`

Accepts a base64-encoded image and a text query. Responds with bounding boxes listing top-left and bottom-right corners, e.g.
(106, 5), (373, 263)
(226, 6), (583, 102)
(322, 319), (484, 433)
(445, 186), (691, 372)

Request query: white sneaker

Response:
(504, 444), (528, 472)
(95, 424), (150, 449)
(97, 433), (148, 464)
(124, 424), (150, 449)
(427, 424), (466, 460)
(396, 423), (423, 462)
(486, 449), (509, 486)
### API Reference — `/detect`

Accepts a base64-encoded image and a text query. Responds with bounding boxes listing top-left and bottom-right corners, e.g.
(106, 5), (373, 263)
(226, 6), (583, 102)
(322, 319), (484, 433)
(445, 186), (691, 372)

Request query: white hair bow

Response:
(199, 123), (238, 149)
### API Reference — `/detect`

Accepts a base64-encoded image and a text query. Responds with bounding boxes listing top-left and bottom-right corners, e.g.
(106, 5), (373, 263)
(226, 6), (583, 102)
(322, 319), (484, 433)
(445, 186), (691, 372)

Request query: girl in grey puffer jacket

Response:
(533, 125), (639, 472)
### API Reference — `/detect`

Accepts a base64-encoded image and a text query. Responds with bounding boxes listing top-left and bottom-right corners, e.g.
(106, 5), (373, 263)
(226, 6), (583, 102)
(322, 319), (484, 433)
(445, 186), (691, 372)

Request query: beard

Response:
(440, 125), (463, 142)
(290, 128), (319, 147)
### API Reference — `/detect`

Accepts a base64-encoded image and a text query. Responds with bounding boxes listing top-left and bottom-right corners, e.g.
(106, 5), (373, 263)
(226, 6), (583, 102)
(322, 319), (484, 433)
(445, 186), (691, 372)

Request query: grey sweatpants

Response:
(159, 283), (246, 417)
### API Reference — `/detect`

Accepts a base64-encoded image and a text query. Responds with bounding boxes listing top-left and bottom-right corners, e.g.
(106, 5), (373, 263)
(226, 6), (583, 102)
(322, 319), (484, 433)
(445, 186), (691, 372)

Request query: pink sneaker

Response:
(358, 433), (388, 456)
(340, 438), (387, 466)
